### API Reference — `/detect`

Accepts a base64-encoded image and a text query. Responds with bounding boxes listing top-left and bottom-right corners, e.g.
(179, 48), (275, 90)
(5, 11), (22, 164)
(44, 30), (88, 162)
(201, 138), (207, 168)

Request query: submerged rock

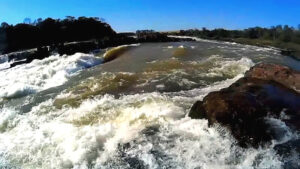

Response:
(189, 63), (300, 147)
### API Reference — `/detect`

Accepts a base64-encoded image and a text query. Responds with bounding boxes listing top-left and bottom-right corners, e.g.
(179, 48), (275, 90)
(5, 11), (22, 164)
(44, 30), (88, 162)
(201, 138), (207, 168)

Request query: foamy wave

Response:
(0, 108), (17, 132)
(115, 118), (283, 169)
(168, 35), (278, 52)
(168, 74), (245, 105)
(103, 44), (140, 62)
(0, 55), (10, 70)
(206, 57), (254, 78)
(0, 53), (102, 99)
(0, 93), (184, 168)
(0, 55), (8, 64)
(0, 82), (288, 168)
(0, 41), (295, 169)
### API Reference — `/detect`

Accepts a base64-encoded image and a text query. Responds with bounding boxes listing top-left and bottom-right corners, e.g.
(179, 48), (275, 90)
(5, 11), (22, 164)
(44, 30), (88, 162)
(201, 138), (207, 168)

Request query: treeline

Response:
(172, 25), (300, 44)
(136, 30), (182, 42)
(0, 16), (116, 54)
(0, 18), (192, 67)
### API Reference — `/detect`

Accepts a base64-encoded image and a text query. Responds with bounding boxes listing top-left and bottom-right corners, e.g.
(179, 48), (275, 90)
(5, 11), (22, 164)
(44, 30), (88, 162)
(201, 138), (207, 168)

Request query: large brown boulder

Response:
(246, 63), (300, 92)
(189, 64), (300, 147)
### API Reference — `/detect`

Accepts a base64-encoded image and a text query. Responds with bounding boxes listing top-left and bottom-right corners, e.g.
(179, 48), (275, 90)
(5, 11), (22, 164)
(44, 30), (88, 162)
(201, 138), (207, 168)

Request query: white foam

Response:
(140, 118), (282, 169)
(0, 43), (292, 168)
(207, 57), (254, 78)
(0, 108), (17, 132)
(0, 55), (10, 70)
(0, 55), (8, 64)
(0, 53), (102, 98)
(0, 83), (286, 169)
(168, 35), (278, 52)
(168, 73), (245, 105)
(0, 62), (10, 70)
(0, 93), (185, 168)
(162, 46), (174, 49)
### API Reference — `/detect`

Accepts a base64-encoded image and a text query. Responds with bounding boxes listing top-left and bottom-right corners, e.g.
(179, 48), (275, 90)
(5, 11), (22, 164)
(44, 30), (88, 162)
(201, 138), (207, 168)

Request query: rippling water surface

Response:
(0, 39), (299, 169)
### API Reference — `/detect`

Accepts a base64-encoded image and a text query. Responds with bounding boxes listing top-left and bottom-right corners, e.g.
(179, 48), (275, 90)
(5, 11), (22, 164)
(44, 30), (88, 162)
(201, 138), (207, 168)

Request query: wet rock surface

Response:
(246, 63), (300, 92)
(189, 63), (300, 147)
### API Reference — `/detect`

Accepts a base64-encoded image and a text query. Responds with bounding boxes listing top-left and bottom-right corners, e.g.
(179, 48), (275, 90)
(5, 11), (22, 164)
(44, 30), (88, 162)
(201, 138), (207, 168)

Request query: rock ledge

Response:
(189, 63), (300, 147)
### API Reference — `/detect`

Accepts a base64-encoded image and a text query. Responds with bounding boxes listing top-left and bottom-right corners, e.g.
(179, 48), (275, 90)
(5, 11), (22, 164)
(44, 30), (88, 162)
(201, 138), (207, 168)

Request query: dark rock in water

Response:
(189, 64), (300, 147)
(246, 63), (300, 92)
(281, 49), (300, 61)
(3, 34), (191, 68)
(57, 41), (98, 55)
(9, 46), (50, 68)
(281, 49), (295, 56)
(7, 49), (36, 62)
(27, 47), (50, 62)
(10, 60), (28, 68)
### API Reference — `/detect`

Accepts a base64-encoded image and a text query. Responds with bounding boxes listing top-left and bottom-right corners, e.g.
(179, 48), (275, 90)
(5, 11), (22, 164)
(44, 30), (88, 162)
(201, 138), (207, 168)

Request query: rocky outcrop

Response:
(189, 63), (300, 147)
(281, 49), (300, 60)
(2, 34), (194, 68)
(7, 47), (50, 68)
(246, 63), (300, 91)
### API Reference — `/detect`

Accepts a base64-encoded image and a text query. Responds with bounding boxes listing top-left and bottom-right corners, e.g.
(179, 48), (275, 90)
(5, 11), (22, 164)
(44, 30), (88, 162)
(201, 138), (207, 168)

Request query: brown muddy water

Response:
(0, 39), (299, 169)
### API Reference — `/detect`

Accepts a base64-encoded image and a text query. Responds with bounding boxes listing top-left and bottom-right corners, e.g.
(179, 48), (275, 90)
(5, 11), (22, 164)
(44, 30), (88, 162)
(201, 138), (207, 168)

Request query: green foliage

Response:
(136, 30), (170, 42)
(172, 25), (300, 45)
(0, 16), (116, 53)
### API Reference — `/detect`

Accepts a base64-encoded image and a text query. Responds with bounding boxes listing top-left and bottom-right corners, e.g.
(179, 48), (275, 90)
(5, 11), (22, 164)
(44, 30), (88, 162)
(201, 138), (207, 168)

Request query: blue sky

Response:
(0, 0), (299, 32)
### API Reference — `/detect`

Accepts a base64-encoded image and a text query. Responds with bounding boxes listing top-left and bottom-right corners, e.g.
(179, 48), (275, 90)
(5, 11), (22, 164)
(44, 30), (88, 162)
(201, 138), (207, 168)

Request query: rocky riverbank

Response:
(189, 63), (300, 147)
(1, 34), (194, 68)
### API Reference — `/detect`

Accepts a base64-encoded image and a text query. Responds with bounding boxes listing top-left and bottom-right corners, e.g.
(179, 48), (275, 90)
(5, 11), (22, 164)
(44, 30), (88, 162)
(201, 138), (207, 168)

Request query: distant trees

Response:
(0, 23), (7, 54)
(136, 30), (155, 38)
(174, 25), (300, 45)
(1, 22), (9, 28)
(1, 17), (300, 54)
(136, 30), (172, 42)
(0, 16), (116, 53)
(23, 18), (32, 25)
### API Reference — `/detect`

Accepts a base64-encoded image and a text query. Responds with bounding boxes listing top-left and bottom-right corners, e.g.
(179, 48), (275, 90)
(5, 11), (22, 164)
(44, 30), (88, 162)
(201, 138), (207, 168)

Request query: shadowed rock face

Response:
(189, 64), (300, 147)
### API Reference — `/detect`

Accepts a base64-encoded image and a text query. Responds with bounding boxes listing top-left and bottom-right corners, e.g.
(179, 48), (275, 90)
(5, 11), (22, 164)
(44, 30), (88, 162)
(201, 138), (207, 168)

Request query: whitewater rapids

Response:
(0, 40), (299, 169)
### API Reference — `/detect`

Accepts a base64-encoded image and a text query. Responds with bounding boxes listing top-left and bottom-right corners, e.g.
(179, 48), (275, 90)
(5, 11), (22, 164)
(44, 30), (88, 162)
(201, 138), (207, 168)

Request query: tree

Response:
(65, 16), (75, 21)
(99, 18), (105, 22)
(246, 28), (259, 39)
(1, 22), (9, 28)
(1, 16), (116, 53)
(276, 25), (283, 33)
(23, 18), (32, 25)
(279, 25), (293, 42)
(33, 18), (43, 26)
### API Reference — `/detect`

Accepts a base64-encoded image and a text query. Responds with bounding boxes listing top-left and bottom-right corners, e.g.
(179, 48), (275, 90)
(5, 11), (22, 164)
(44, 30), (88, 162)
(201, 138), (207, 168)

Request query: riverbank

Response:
(0, 34), (194, 69)
(165, 27), (300, 60)
(190, 36), (300, 60)
(221, 37), (300, 60)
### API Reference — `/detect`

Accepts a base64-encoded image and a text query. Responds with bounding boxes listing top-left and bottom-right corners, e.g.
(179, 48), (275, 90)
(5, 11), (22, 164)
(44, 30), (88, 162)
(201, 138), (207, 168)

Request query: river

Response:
(0, 39), (299, 168)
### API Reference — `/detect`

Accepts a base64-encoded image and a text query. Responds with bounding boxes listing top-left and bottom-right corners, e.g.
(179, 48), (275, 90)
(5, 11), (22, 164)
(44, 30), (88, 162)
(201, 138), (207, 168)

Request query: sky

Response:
(0, 0), (299, 32)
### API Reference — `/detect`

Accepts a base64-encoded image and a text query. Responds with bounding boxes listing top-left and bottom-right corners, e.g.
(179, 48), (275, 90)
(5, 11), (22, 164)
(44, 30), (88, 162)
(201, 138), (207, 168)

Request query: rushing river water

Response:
(0, 39), (299, 169)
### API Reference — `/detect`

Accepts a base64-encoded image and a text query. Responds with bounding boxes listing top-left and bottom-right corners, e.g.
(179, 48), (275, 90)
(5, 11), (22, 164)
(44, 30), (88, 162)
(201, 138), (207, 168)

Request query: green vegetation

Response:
(0, 17), (116, 54)
(0, 18), (185, 56)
